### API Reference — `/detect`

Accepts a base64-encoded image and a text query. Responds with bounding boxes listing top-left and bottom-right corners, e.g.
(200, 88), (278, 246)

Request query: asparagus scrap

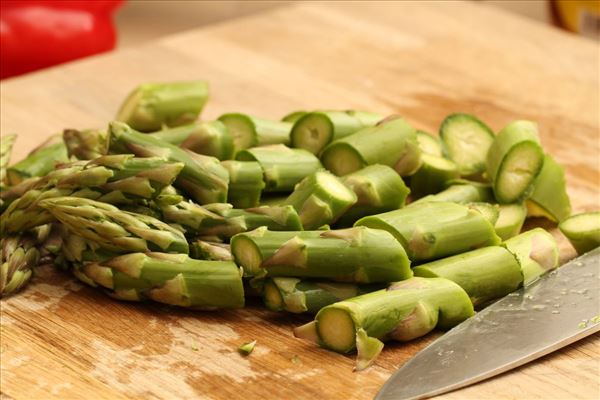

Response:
(218, 113), (293, 150)
(221, 160), (265, 208)
(412, 180), (494, 205)
(559, 212), (600, 254)
(503, 228), (559, 285)
(6, 135), (69, 185)
(416, 130), (443, 157)
(0, 235), (40, 298)
(409, 154), (460, 199)
(190, 240), (233, 261)
(527, 154), (571, 222)
(494, 203), (527, 240)
(63, 128), (108, 160)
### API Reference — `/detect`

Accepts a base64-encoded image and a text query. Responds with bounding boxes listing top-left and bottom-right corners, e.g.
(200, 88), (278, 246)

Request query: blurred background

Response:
(1, 0), (598, 80)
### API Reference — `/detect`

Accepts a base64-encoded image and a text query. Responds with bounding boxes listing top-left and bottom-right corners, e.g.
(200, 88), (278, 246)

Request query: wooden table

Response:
(1, 1), (599, 399)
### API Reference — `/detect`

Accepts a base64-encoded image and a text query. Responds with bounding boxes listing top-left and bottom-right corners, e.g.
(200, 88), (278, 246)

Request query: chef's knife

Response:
(376, 247), (600, 400)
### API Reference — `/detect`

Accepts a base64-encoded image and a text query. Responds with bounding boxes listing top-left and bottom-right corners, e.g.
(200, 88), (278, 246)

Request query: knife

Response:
(376, 247), (600, 400)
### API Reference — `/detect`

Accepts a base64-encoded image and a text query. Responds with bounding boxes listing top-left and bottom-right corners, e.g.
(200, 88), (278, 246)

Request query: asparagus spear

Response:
(290, 110), (383, 155)
(190, 240), (233, 261)
(149, 121), (234, 161)
(413, 246), (523, 307)
(356, 201), (501, 262)
(527, 154), (571, 222)
(63, 128), (108, 160)
(409, 154), (460, 199)
(160, 202), (302, 239)
(263, 277), (383, 314)
(559, 212), (600, 254)
(467, 202), (500, 225)
(494, 203), (527, 240)
(440, 113), (494, 176)
(282, 111), (308, 123)
(503, 228), (559, 285)
(218, 113), (293, 150)
(283, 170), (357, 230)
(412, 181), (494, 205)
(486, 120), (544, 203)
(295, 277), (474, 365)
(80, 252), (244, 309)
(39, 197), (189, 255)
(416, 130), (443, 157)
(6, 135), (69, 185)
(116, 81), (209, 132)
(337, 164), (410, 227)
(321, 117), (421, 176)
(231, 226), (412, 282)
(236, 144), (322, 192)
(0, 235), (39, 298)
(108, 121), (229, 204)
(1, 134), (16, 184)
(2, 155), (184, 233)
(221, 160), (265, 208)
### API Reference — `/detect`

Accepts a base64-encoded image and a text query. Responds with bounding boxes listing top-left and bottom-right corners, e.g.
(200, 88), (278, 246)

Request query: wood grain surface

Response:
(1, 1), (599, 399)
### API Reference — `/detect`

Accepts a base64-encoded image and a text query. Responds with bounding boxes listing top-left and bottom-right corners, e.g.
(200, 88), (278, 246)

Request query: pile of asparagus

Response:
(1, 80), (599, 370)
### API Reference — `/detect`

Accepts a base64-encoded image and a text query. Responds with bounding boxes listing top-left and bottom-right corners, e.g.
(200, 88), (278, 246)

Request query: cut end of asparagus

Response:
(238, 340), (257, 356)
(316, 307), (356, 353)
(231, 234), (264, 276)
(559, 212), (600, 255)
(495, 203), (527, 240)
(293, 321), (319, 344)
(354, 329), (384, 372)
(218, 113), (258, 151)
(495, 142), (544, 203)
(416, 130), (443, 157)
(290, 112), (334, 155)
(263, 279), (285, 311)
(321, 143), (365, 176)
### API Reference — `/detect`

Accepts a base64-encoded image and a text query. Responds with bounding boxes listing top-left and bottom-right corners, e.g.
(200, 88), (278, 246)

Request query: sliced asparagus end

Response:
(322, 144), (365, 176)
(468, 202), (500, 225)
(526, 200), (556, 221)
(354, 329), (384, 372)
(416, 130), (443, 157)
(559, 212), (600, 254)
(218, 113), (257, 151)
(263, 280), (285, 311)
(238, 340), (257, 356)
(290, 113), (334, 155)
(293, 321), (319, 344)
(231, 235), (263, 276)
(316, 307), (356, 353)
(495, 203), (527, 240)
(495, 142), (544, 203)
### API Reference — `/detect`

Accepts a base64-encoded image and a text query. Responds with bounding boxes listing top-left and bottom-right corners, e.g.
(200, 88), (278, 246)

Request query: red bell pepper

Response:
(0, 0), (123, 79)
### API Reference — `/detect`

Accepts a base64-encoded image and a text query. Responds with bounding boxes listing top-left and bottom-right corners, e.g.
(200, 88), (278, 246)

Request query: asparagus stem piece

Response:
(81, 252), (244, 309)
(409, 154), (460, 199)
(263, 277), (383, 314)
(290, 110), (383, 155)
(218, 113), (293, 150)
(337, 164), (410, 227)
(221, 160), (265, 208)
(282, 111), (308, 123)
(1, 155), (184, 233)
(412, 181), (494, 205)
(6, 136), (69, 185)
(559, 212), (600, 254)
(494, 203), (527, 240)
(356, 201), (501, 262)
(63, 128), (108, 160)
(321, 117), (421, 176)
(109, 121), (229, 204)
(190, 240), (233, 261)
(283, 170), (357, 229)
(503, 228), (559, 285)
(467, 202), (500, 225)
(527, 154), (571, 222)
(238, 340), (257, 355)
(149, 121), (234, 160)
(39, 197), (189, 255)
(160, 202), (302, 239)
(231, 226), (412, 282)
(416, 130), (443, 157)
(440, 113), (494, 176)
(413, 246), (522, 307)
(236, 144), (322, 192)
(1, 134), (16, 184)
(0, 235), (39, 298)
(304, 277), (473, 355)
(116, 81), (209, 132)
(486, 120), (544, 203)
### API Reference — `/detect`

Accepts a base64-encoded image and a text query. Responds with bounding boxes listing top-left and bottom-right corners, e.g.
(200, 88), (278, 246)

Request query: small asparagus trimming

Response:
(218, 113), (293, 151)
(190, 240), (232, 261)
(282, 111), (308, 123)
(409, 154), (460, 199)
(503, 228), (559, 285)
(221, 160), (265, 209)
(494, 203), (527, 240)
(527, 154), (571, 222)
(416, 130), (443, 157)
(559, 212), (600, 255)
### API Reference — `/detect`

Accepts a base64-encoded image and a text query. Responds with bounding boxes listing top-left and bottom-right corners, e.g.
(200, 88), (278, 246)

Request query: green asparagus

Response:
(416, 130), (443, 157)
(218, 113), (292, 150)
(282, 111), (308, 123)
(190, 240), (232, 261)
(409, 154), (460, 199)
(149, 121), (234, 160)
(559, 212), (600, 254)
(494, 203), (527, 240)
(6, 135), (69, 185)
(503, 228), (559, 285)
(527, 154), (571, 222)
(63, 128), (108, 160)
(412, 180), (494, 205)
(1, 134), (16, 184)
(1, 235), (39, 298)
(221, 160), (265, 208)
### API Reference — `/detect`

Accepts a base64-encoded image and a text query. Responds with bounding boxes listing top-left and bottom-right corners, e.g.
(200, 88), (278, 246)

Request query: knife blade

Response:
(376, 247), (600, 400)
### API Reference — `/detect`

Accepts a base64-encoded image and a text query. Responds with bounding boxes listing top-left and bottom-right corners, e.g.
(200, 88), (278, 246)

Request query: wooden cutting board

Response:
(1, 2), (599, 399)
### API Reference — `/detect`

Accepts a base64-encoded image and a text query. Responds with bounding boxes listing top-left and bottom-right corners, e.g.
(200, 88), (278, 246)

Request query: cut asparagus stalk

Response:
(81, 252), (244, 309)
(304, 277), (473, 354)
(149, 121), (234, 161)
(263, 277), (383, 314)
(440, 113), (494, 176)
(409, 154), (460, 199)
(282, 111), (308, 123)
(416, 130), (443, 157)
(337, 164), (410, 227)
(290, 110), (383, 155)
(190, 240), (233, 261)
(413, 246), (522, 307)
(486, 120), (544, 203)
(116, 81), (209, 132)
(412, 181), (494, 205)
(218, 113), (293, 151)
(231, 226), (412, 282)
(321, 117), (421, 176)
(63, 128), (108, 160)
(356, 201), (501, 261)
(503, 228), (559, 285)
(160, 202), (302, 239)
(39, 197), (189, 255)
(0, 235), (39, 298)
(494, 203), (527, 240)
(238, 340), (257, 355)
(283, 170), (357, 230)
(2, 155), (184, 233)
(221, 160), (265, 208)
(527, 154), (571, 222)
(236, 144), (322, 192)
(109, 121), (229, 204)
(467, 202), (500, 225)
(6, 136), (69, 185)
(559, 212), (600, 255)
(1, 134), (16, 184)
